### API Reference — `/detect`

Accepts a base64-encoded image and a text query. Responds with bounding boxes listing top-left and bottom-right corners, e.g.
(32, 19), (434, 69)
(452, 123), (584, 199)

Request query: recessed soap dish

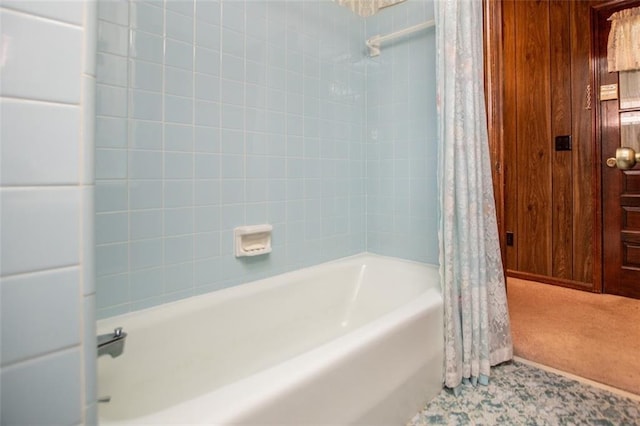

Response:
(234, 224), (273, 257)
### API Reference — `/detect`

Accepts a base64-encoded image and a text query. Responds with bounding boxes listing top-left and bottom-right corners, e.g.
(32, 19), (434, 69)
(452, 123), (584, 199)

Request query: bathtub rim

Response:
(97, 252), (440, 331)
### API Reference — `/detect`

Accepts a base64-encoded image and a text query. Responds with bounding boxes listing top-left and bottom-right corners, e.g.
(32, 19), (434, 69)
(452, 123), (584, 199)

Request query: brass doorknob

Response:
(606, 147), (640, 170)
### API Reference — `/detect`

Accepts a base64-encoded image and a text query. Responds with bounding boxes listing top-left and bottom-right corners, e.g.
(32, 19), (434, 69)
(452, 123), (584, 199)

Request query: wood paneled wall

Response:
(502, 0), (596, 287)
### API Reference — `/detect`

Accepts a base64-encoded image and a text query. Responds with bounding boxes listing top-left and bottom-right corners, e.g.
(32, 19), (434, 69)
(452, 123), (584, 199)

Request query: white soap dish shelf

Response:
(234, 224), (273, 257)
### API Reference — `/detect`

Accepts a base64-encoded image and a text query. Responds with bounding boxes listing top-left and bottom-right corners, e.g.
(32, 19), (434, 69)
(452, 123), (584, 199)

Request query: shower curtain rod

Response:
(366, 19), (435, 57)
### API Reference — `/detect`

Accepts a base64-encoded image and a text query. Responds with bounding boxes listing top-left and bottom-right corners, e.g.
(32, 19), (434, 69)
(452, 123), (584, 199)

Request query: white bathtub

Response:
(97, 253), (444, 425)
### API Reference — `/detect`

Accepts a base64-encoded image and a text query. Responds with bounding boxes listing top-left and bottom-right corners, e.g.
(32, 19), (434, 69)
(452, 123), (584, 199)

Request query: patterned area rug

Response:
(408, 361), (640, 425)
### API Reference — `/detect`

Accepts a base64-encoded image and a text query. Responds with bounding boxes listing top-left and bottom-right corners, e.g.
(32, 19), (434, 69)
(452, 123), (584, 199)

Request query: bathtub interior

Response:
(97, 254), (441, 422)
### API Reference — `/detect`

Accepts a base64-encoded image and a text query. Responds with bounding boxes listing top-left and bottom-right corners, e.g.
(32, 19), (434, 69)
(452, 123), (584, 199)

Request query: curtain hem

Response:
(490, 346), (513, 367)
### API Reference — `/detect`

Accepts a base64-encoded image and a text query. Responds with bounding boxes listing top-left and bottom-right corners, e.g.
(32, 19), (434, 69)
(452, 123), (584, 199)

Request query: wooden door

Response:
(596, 1), (640, 298)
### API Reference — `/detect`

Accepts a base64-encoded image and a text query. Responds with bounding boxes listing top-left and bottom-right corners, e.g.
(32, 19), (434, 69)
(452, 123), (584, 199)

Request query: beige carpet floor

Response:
(507, 277), (640, 395)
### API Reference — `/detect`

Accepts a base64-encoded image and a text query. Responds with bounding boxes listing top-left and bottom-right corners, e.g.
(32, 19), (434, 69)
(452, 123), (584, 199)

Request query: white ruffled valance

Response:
(333, 0), (406, 17)
(607, 6), (640, 72)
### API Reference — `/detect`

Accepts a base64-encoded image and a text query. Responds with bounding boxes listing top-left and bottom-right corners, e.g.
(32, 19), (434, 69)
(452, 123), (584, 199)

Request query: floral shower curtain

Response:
(435, 0), (513, 389)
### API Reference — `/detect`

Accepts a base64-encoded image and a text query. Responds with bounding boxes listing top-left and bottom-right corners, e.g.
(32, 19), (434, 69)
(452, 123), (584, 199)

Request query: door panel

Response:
(620, 111), (640, 150)
(597, 1), (640, 299)
(620, 70), (640, 109)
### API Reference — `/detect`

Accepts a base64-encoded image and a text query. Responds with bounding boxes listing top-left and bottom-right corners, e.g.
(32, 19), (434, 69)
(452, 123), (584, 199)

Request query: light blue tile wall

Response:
(0, 1), (97, 423)
(95, 0), (366, 318)
(365, 0), (438, 263)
